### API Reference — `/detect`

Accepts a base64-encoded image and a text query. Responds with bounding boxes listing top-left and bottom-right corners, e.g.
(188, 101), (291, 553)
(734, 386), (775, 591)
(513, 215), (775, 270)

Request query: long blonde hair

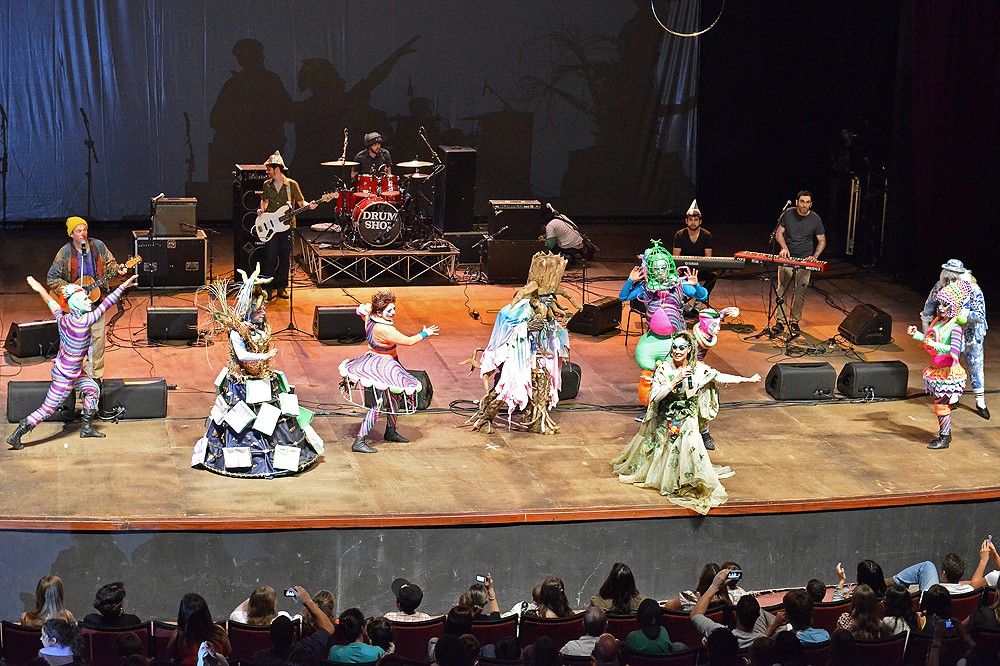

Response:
(24, 575), (72, 626)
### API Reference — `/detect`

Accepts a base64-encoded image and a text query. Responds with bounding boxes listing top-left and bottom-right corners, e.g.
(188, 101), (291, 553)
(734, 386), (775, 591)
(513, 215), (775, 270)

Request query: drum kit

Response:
(319, 157), (438, 249)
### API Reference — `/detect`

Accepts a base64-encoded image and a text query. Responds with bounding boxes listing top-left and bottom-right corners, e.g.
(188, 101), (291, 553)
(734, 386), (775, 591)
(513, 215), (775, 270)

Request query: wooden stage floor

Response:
(1, 224), (998, 530)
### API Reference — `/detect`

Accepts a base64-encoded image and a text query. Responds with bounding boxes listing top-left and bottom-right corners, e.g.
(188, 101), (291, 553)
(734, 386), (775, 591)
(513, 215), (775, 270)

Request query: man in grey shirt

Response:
(775, 190), (826, 335)
(561, 606), (607, 656)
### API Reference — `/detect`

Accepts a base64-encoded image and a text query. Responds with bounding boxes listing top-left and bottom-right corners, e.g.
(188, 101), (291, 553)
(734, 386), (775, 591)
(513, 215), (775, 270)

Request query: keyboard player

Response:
(672, 199), (717, 299)
(774, 191), (826, 335)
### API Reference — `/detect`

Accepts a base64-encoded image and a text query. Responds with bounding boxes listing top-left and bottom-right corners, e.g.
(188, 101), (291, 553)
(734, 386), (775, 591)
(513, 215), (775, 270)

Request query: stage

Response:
(1, 222), (998, 532)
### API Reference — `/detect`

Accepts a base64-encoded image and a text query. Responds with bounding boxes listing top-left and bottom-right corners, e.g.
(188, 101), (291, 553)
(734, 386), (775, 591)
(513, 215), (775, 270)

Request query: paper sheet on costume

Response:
(245, 379), (272, 404)
(278, 392), (299, 416)
(209, 395), (229, 425)
(274, 370), (291, 393)
(214, 367), (229, 393)
(223, 400), (255, 433)
(222, 446), (252, 469)
(191, 437), (209, 467)
(304, 424), (324, 455)
(273, 444), (300, 472)
(296, 406), (314, 429)
(252, 402), (281, 436)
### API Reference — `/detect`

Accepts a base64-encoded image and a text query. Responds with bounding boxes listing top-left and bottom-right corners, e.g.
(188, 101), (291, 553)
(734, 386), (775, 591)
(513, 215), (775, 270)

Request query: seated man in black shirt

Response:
(351, 132), (393, 183)
(672, 199), (717, 298)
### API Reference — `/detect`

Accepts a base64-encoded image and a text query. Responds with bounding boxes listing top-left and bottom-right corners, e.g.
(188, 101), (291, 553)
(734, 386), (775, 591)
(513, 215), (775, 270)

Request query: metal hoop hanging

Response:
(650, 0), (725, 38)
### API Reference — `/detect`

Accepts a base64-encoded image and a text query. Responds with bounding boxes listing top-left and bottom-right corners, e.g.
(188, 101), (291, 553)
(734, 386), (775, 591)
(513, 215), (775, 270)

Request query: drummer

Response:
(351, 131), (393, 183)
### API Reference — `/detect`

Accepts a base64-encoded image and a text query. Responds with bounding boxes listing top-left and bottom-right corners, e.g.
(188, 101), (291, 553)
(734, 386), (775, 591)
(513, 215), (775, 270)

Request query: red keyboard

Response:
(734, 251), (829, 272)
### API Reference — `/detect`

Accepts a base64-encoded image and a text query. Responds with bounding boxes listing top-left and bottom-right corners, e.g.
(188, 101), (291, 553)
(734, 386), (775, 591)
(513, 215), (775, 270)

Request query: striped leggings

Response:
(358, 391), (398, 438)
(26, 368), (99, 427)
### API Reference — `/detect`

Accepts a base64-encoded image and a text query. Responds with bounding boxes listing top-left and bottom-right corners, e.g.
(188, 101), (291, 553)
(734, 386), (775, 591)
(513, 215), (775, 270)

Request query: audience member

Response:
(432, 635), (464, 666)
(428, 606), (474, 662)
(82, 581), (142, 628)
(328, 609), (384, 663)
(123, 655), (150, 666)
(970, 538), (1000, 590)
(720, 561), (748, 604)
(38, 619), (83, 666)
(459, 576), (501, 620)
(112, 633), (145, 661)
(770, 630), (806, 665)
(805, 579), (827, 604)
(704, 628), (742, 666)
(882, 583), (919, 636)
(528, 578), (574, 618)
(664, 563), (731, 611)
(22, 576), (75, 627)
(285, 587), (337, 660)
(522, 636), (562, 666)
(166, 593), (231, 666)
(747, 636), (773, 666)
(892, 552), (986, 593)
(590, 634), (620, 666)
(286, 647), (320, 666)
(825, 629), (858, 666)
(589, 563), (646, 615)
(300, 589), (336, 630)
(379, 656), (405, 666)
(831, 560), (887, 601)
(917, 585), (953, 636)
(367, 617), (394, 653)
(834, 584), (889, 640)
(691, 568), (783, 649)
(494, 637), (521, 661)
(781, 589), (830, 645)
(231, 585), (297, 625)
(458, 635), (480, 666)
(561, 606), (607, 656)
(626, 598), (684, 654)
(385, 578), (432, 622)
(250, 616), (296, 666)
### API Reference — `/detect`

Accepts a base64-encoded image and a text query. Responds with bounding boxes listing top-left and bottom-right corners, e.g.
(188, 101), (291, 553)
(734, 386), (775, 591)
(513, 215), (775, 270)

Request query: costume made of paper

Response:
(921, 262), (987, 400)
(193, 266), (322, 477)
(911, 280), (973, 441)
(339, 305), (424, 440)
(611, 332), (744, 515)
(619, 241), (708, 405)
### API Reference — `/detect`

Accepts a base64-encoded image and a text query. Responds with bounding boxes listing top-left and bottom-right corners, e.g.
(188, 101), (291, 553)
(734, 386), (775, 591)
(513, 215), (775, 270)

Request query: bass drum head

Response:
(352, 198), (401, 247)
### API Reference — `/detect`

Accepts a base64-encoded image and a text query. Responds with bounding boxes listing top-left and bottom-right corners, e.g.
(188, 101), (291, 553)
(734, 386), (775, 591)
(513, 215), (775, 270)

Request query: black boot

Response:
(701, 431), (716, 451)
(384, 425), (409, 443)
(80, 409), (106, 438)
(7, 419), (33, 450)
(978, 405), (991, 420)
(352, 436), (378, 453)
(928, 433), (952, 450)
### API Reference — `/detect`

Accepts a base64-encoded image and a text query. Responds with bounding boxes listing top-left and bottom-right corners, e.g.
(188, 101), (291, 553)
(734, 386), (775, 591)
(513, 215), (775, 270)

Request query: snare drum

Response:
(334, 190), (354, 215)
(356, 174), (378, 197)
(378, 175), (402, 203)
(352, 197), (401, 247)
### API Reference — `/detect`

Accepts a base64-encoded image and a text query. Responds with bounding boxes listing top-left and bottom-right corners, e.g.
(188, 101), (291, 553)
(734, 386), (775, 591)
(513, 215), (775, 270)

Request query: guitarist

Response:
(257, 151), (316, 300)
(46, 216), (129, 380)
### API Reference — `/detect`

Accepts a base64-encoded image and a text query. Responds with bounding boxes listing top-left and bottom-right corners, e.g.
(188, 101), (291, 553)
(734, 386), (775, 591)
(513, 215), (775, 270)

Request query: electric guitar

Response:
(253, 192), (337, 242)
(48, 255), (143, 312)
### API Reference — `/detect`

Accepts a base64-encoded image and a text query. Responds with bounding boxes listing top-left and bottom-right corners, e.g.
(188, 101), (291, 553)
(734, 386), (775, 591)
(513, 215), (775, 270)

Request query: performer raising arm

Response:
(7, 273), (138, 449)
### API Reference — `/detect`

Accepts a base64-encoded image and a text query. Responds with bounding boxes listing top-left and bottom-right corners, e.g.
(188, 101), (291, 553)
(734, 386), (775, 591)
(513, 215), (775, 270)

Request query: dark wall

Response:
(1, 499), (997, 621)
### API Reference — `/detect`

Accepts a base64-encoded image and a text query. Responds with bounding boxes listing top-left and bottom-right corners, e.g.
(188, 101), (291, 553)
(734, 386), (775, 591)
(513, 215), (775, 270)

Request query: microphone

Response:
(80, 240), (89, 256)
(687, 372), (693, 391)
(546, 202), (556, 214)
(784, 200), (793, 209)
(153, 192), (166, 201)
(79, 107), (89, 124)
(495, 225), (508, 237)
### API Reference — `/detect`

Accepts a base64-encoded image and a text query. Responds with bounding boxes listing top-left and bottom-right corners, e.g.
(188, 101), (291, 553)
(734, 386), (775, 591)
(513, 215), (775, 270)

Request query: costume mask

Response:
(64, 285), (91, 314)
(642, 240), (678, 292)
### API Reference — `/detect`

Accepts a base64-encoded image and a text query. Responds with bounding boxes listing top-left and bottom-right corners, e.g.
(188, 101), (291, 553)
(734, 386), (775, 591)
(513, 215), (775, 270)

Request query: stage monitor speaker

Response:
(558, 362), (581, 401)
(151, 197), (198, 236)
(313, 306), (365, 342)
(765, 362), (836, 401)
(568, 297), (622, 336)
(99, 377), (168, 419)
(486, 239), (543, 283)
(134, 230), (208, 288)
(4, 320), (60, 358)
(7, 381), (75, 423)
(838, 303), (892, 346)
(837, 360), (909, 399)
(364, 369), (433, 411)
(147, 307), (199, 342)
(489, 200), (543, 239)
(433, 146), (476, 232)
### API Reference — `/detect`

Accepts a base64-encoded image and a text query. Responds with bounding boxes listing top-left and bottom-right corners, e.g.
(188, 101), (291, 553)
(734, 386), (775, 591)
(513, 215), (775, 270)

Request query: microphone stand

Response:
(1, 102), (8, 230)
(547, 203), (590, 303)
(80, 108), (99, 218)
(183, 111), (195, 183)
(750, 201), (795, 342)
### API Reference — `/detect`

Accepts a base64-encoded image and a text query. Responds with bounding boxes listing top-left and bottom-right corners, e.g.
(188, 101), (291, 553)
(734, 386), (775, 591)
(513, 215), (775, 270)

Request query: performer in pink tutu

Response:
(339, 290), (439, 453)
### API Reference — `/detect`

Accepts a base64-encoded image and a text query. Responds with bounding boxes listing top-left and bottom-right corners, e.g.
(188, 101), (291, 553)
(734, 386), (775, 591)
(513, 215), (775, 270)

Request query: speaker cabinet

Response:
(147, 307), (199, 342)
(765, 362), (836, 400)
(839, 303), (892, 346)
(151, 198), (198, 236)
(4, 320), (60, 358)
(313, 306), (364, 341)
(134, 230), (208, 288)
(433, 146), (476, 232)
(568, 297), (622, 336)
(99, 377), (168, 419)
(485, 239), (544, 284)
(442, 230), (487, 263)
(7, 381), (75, 423)
(558, 362), (582, 401)
(234, 164), (268, 275)
(837, 361), (909, 398)
(364, 369), (434, 411)
(489, 200), (543, 239)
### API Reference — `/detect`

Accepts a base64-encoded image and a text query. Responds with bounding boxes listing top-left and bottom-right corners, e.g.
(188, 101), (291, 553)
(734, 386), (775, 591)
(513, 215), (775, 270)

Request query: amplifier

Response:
(313, 306), (365, 342)
(838, 303), (892, 346)
(837, 361), (908, 399)
(151, 198), (198, 236)
(147, 307), (199, 342)
(99, 377), (168, 419)
(486, 239), (544, 283)
(567, 297), (622, 336)
(234, 164), (268, 186)
(765, 362), (836, 400)
(489, 199), (542, 239)
(4, 320), (60, 358)
(134, 230), (208, 288)
(7, 381), (75, 423)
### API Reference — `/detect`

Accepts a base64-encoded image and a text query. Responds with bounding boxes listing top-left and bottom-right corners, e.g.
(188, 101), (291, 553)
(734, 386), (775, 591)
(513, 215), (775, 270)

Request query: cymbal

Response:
(405, 172), (431, 179)
(320, 159), (360, 167)
(396, 159), (433, 168)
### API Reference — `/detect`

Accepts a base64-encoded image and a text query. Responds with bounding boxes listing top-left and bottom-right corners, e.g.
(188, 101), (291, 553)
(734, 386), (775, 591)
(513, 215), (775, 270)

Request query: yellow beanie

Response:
(66, 216), (88, 236)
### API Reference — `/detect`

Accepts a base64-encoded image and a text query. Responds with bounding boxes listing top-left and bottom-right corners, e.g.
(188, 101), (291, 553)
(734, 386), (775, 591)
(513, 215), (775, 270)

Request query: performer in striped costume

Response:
(339, 290), (438, 453)
(6, 273), (137, 450)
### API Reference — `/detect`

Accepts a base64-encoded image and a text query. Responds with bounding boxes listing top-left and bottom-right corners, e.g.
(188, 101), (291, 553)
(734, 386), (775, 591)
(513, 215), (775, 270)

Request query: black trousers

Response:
(262, 229), (292, 290)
